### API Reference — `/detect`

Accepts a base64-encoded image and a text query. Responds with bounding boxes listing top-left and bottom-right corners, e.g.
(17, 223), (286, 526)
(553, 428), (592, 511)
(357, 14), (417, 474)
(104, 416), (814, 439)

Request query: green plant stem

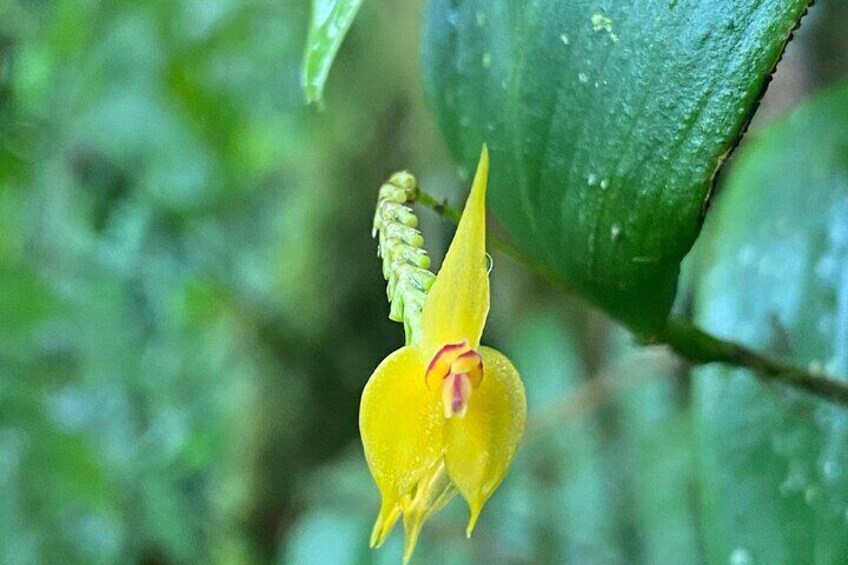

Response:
(415, 188), (848, 408)
(657, 319), (848, 406)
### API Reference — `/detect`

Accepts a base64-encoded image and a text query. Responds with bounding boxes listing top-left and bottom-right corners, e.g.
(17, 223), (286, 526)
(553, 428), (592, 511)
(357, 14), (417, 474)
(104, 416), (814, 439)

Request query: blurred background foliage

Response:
(1, 1), (847, 564)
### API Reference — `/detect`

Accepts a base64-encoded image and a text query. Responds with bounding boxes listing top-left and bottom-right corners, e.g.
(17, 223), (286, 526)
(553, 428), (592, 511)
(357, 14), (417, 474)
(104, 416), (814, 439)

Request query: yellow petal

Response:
(443, 346), (526, 537)
(359, 345), (443, 547)
(421, 146), (490, 356)
(398, 460), (457, 564)
(369, 499), (400, 549)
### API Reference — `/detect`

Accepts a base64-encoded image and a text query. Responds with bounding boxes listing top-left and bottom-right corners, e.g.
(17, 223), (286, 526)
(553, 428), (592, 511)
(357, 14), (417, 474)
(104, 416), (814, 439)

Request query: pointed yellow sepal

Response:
(420, 146), (490, 357)
(360, 146), (526, 563)
(445, 347), (525, 536)
(359, 346), (442, 543)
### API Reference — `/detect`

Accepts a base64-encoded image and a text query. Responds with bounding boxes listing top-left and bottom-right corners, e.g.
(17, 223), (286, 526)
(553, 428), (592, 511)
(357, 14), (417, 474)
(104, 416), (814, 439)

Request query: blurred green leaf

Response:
(0, 0), (315, 561)
(423, 0), (809, 333)
(285, 510), (370, 565)
(302, 0), (365, 105)
(606, 329), (701, 564)
(511, 311), (622, 563)
(692, 82), (848, 564)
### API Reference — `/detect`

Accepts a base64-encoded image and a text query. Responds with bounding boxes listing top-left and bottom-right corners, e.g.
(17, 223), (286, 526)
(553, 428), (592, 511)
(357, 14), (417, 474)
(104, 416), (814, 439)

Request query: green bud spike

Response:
(373, 171), (434, 345)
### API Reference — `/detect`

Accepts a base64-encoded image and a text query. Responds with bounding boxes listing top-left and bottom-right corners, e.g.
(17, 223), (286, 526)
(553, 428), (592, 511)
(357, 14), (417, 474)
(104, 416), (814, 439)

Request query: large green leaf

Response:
(422, 0), (809, 333)
(692, 83), (848, 564)
(302, 0), (365, 104)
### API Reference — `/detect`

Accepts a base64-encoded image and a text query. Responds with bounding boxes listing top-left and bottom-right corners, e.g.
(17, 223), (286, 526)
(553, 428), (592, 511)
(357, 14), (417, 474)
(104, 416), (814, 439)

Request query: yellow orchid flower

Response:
(360, 147), (527, 563)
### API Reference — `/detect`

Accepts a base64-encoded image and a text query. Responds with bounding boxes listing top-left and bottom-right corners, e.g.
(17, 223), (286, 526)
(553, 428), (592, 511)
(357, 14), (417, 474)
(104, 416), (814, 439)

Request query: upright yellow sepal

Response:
(421, 146), (490, 357)
(361, 146), (526, 563)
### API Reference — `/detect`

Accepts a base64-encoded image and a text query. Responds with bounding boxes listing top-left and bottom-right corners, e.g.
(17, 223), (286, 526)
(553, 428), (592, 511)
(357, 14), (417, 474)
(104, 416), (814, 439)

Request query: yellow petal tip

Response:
(471, 145), (489, 203)
(368, 520), (382, 549)
(402, 543), (415, 565)
(465, 502), (482, 538)
(369, 501), (400, 549)
(401, 515), (425, 565)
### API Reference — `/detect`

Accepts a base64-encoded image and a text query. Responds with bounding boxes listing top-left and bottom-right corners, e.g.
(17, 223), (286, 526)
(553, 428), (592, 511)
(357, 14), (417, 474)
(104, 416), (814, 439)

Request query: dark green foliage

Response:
(422, 0), (809, 333)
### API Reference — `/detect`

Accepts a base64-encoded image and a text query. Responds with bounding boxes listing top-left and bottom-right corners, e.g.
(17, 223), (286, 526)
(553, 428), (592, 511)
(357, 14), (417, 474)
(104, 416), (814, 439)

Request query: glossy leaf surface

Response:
(423, 0), (809, 332)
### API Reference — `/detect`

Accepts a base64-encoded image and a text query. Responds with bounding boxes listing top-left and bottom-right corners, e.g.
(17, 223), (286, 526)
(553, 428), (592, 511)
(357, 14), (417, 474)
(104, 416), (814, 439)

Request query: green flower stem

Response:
(414, 187), (848, 408)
